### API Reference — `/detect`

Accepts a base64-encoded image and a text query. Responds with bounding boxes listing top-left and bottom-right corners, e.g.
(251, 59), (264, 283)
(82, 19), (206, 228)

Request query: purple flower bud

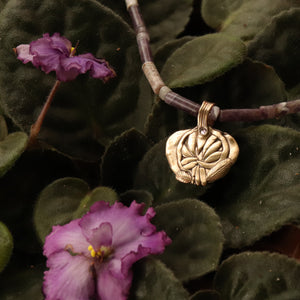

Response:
(43, 201), (171, 300)
(15, 33), (116, 82)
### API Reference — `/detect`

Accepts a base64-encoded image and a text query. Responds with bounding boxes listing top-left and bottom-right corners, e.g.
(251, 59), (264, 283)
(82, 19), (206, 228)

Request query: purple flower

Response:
(43, 201), (171, 300)
(15, 33), (116, 82)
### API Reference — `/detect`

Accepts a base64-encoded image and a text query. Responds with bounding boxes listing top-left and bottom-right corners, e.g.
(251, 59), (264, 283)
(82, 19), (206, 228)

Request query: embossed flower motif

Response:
(43, 201), (171, 300)
(179, 129), (226, 185)
(15, 33), (116, 82)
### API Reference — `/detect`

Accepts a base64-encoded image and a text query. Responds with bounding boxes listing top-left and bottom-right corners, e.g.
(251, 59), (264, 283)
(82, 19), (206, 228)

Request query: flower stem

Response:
(28, 80), (61, 147)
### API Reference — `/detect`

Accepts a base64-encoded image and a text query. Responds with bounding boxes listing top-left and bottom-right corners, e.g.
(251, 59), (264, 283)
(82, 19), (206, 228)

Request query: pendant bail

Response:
(197, 101), (214, 136)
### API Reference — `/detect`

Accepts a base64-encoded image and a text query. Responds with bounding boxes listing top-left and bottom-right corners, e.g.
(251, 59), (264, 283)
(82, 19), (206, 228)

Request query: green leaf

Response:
(154, 199), (224, 281)
(0, 222), (13, 272)
(205, 125), (300, 248)
(0, 148), (82, 254)
(101, 129), (152, 192)
(190, 290), (221, 300)
(201, 0), (299, 40)
(34, 177), (121, 242)
(120, 189), (153, 211)
(0, 114), (8, 141)
(154, 36), (195, 72)
(0, 0), (7, 11)
(161, 33), (247, 88)
(248, 8), (300, 90)
(131, 258), (189, 300)
(214, 252), (300, 300)
(0, 0), (141, 160)
(34, 177), (89, 242)
(146, 59), (286, 142)
(99, 0), (193, 48)
(0, 268), (43, 300)
(73, 186), (119, 219)
(134, 139), (206, 206)
(0, 132), (28, 178)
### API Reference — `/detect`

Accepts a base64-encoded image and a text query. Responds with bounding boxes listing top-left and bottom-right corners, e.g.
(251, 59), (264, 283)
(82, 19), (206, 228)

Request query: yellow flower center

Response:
(88, 245), (113, 260)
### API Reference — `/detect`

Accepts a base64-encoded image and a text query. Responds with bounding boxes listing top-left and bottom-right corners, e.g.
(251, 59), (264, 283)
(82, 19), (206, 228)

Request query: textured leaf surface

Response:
(201, 0), (299, 40)
(0, 268), (43, 300)
(120, 189), (153, 211)
(147, 59), (286, 142)
(205, 125), (300, 248)
(161, 33), (246, 88)
(0, 132), (28, 178)
(248, 8), (300, 90)
(154, 36), (195, 71)
(134, 139), (206, 206)
(73, 186), (119, 218)
(0, 0), (141, 160)
(131, 258), (189, 300)
(99, 0), (193, 48)
(154, 199), (224, 281)
(0, 0), (7, 10)
(34, 177), (89, 242)
(101, 129), (151, 192)
(0, 115), (7, 141)
(190, 290), (221, 300)
(0, 222), (13, 272)
(214, 252), (300, 300)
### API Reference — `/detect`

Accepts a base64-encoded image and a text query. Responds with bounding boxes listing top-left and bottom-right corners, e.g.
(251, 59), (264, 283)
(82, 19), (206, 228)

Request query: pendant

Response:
(166, 101), (239, 186)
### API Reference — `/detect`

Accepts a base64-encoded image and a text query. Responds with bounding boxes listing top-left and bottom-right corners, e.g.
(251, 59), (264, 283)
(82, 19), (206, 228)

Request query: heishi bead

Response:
(164, 91), (200, 116)
(158, 86), (171, 100)
(142, 62), (165, 94)
(128, 5), (144, 33)
(137, 32), (152, 63)
(125, 0), (138, 9)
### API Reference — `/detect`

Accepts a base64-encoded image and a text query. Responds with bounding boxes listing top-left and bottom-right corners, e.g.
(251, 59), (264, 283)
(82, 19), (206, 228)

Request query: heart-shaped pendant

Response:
(166, 102), (239, 186)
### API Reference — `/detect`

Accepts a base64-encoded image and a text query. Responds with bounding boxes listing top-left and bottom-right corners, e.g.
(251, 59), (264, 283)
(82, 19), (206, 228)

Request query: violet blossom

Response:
(43, 200), (171, 300)
(15, 33), (115, 82)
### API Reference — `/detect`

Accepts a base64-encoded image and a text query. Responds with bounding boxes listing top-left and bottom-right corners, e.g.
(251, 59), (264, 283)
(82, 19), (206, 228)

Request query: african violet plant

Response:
(0, 0), (300, 299)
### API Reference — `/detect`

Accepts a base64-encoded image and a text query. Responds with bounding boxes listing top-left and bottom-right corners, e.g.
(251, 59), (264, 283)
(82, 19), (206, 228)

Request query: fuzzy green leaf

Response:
(201, 0), (299, 40)
(0, 0), (7, 11)
(190, 290), (221, 300)
(0, 268), (43, 300)
(101, 129), (152, 192)
(146, 59), (286, 142)
(120, 189), (153, 211)
(134, 139), (206, 206)
(161, 33), (247, 88)
(214, 252), (300, 300)
(154, 199), (224, 281)
(0, 222), (13, 272)
(0, 115), (7, 141)
(73, 186), (119, 219)
(34, 177), (89, 242)
(154, 36), (195, 72)
(248, 8), (300, 90)
(131, 258), (189, 300)
(205, 125), (300, 248)
(0, 132), (28, 178)
(99, 0), (193, 48)
(0, 0), (141, 160)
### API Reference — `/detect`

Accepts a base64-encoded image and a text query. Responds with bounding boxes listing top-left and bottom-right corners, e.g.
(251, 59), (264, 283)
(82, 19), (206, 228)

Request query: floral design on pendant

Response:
(166, 102), (239, 186)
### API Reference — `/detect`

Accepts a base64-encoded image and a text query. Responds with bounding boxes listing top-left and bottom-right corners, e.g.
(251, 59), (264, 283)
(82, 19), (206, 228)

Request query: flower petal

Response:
(96, 263), (131, 300)
(43, 250), (95, 300)
(59, 54), (116, 82)
(80, 221), (113, 250)
(29, 33), (71, 73)
(44, 219), (89, 257)
(82, 201), (171, 271)
(15, 44), (34, 64)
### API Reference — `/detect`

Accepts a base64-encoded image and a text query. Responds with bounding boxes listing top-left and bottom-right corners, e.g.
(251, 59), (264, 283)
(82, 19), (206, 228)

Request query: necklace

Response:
(125, 0), (300, 186)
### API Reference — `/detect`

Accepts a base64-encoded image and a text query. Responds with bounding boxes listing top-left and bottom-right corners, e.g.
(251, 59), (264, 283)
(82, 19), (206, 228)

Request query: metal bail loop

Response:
(197, 101), (214, 136)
